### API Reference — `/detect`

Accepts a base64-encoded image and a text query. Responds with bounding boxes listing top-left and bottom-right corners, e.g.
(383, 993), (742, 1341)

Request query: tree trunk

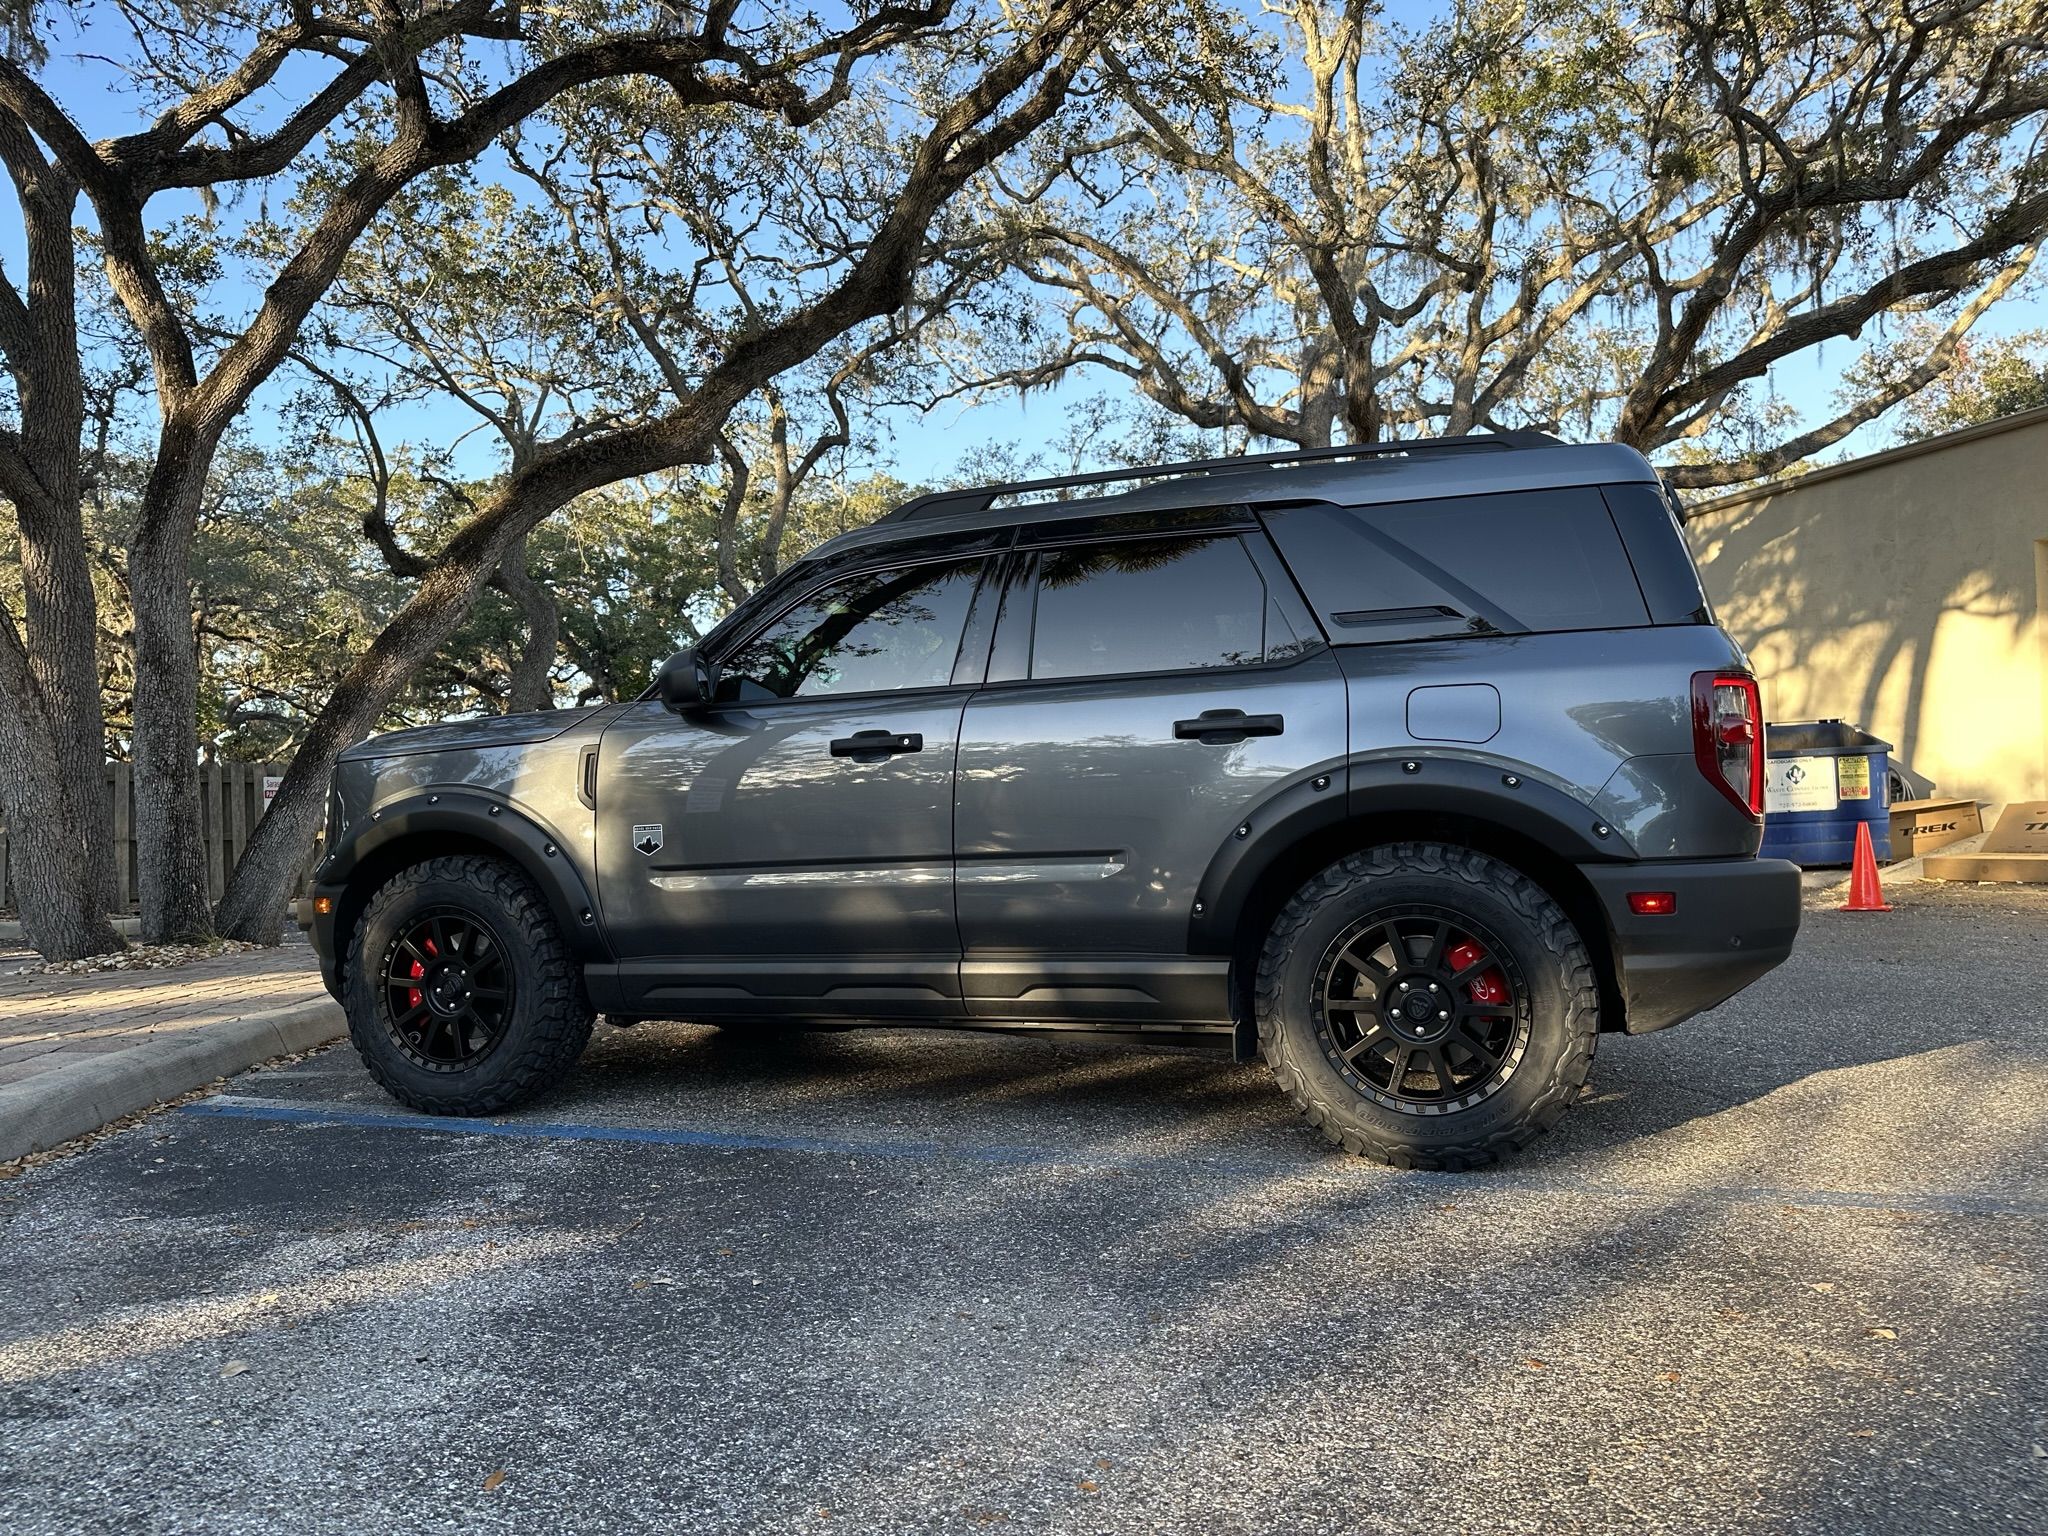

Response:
(0, 627), (123, 958)
(4, 157), (121, 921)
(16, 503), (119, 918)
(213, 523), (535, 942)
(127, 436), (216, 944)
(498, 534), (558, 715)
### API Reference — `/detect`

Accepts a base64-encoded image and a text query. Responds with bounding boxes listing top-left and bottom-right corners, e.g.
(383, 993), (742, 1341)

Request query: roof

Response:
(1683, 402), (2048, 518)
(800, 433), (1661, 566)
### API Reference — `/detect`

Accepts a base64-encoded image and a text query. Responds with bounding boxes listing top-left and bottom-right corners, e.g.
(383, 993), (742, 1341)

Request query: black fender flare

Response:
(1187, 751), (1632, 957)
(317, 790), (612, 967)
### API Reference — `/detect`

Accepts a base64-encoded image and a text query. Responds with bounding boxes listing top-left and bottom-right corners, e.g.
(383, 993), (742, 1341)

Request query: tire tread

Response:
(343, 854), (593, 1116)
(1254, 841), (1598, 1170)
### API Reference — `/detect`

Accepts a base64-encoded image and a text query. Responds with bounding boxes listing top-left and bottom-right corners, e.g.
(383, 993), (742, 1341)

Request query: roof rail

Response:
(879, 429), (1562, 524)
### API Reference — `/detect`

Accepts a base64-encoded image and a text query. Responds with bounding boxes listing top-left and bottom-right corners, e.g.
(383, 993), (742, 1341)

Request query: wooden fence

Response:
(0, 761), (314, 913)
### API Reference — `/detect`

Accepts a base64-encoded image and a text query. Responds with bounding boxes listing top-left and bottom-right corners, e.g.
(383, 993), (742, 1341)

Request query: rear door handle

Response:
(1173, 709), (1286, 744)
(830, 729), (923, 758)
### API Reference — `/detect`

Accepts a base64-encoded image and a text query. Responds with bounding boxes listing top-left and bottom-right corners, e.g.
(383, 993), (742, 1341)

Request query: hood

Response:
(338, 705), (606, 762)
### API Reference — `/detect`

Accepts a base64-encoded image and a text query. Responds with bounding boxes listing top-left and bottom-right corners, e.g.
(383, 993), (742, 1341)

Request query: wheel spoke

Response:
(413, 1012), (444, 1059)
(1425, 1046), (1456, 1094)
(1383, 1045), (1413, 1089)
(1420, 921), (1451, 972)
(1334, 937), (1389, 985)
(1448, 958), (1490, 988)
(1455, 1021), (1504, 1070)
(1339, 1022), (1386, 1064)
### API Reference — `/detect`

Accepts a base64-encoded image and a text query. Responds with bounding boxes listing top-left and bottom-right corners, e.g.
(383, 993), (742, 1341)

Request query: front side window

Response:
(1030, 535), (1270, 680)
(715, 559), (983, 701)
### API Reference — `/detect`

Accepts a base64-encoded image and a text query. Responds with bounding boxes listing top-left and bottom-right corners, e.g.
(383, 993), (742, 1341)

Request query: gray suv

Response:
(303, 432), (1801, 1168)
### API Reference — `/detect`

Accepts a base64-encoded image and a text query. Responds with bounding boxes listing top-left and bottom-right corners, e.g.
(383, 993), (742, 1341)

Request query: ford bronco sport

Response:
(302, 432), (1801, 1168)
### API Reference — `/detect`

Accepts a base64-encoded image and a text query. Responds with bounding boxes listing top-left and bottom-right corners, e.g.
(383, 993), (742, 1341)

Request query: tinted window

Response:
(1266, 488), (1651, 638)
(1030, 535), (1268, 679)
(716, 559), (982, 701)
(1600, 482), (1712, 624)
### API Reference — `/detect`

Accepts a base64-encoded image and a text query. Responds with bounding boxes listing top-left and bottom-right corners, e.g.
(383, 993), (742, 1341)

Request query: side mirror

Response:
(655, 649), (714, 712)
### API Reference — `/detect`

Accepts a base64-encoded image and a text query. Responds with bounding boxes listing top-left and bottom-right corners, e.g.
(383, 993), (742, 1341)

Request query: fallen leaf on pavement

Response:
(1865, 1327), (1898, 1340)
(1077, 1480), (1099, 1494)
(219, 1361), (250, 1378)
(1522, 1358), (1548, 1370)
(1808, 1282), (1836, 1294)
(483, 1470), (507, 1492)
(1656, 1371), (1682, 1382)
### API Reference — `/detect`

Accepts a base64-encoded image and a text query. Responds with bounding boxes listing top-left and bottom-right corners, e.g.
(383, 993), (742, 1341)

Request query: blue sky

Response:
(12, 1), (2047, 493)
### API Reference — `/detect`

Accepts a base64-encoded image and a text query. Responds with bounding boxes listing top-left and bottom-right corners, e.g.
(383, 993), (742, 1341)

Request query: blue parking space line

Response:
(175, 1094), (2048, 1218)
(180, 1095), (1060, 1166)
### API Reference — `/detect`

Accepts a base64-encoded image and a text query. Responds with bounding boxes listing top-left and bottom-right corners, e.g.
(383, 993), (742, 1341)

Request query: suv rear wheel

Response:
(1256, 842), (1597, 1169)
(343, 855), (594, 1115)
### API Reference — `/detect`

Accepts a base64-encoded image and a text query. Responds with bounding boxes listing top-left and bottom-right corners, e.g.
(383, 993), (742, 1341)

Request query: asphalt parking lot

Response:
(1, 882), (2043, 1535)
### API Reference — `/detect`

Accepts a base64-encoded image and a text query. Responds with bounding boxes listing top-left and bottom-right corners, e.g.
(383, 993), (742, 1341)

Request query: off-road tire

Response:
(343, 854), (594, 1115)
(1256, 842), (1598, 1169)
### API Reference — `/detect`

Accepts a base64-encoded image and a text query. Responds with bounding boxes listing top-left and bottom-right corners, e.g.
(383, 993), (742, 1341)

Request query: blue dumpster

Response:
(1759, 720), (1891, 866)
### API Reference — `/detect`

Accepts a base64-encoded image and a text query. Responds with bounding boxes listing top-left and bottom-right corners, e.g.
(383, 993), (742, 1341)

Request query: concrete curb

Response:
(0, 997), (345, 1163)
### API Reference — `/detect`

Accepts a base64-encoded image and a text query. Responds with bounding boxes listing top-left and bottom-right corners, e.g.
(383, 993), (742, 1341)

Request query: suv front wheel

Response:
(1256, 843), (1598, 1169)
(343, 854), (595, 1115)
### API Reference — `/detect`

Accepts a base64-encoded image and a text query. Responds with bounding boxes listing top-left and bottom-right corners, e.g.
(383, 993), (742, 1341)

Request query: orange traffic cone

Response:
(1841, 821), (1891, 912)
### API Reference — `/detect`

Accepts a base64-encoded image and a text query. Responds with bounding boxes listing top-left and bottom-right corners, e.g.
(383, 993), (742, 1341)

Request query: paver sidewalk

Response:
(0, 943), (341, 1160)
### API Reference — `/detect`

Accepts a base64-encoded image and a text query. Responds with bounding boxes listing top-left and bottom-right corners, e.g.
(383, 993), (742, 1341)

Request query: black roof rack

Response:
(879, 429), (1562, 525)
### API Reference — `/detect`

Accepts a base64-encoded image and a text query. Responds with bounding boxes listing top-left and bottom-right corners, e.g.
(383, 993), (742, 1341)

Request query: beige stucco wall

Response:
(1685, 407), (2048, 803)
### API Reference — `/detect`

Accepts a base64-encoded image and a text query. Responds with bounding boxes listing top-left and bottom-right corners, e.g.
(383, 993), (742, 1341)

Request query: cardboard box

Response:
(1888, 797), (1983, 859)
(1923, 852), (2048, 884)
(1982, 801), (2048, 855)
(1923, 802), (2048, 882)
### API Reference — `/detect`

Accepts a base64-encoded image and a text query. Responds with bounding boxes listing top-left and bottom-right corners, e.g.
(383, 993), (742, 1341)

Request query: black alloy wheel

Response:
(1256, 843), (1599, 1168)
(1313, 905), (1530, 1113)
(378, 907), (516, 1070)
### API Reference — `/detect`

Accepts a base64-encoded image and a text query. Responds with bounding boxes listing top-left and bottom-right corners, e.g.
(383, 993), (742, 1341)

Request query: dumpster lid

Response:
(1766, 718), (1893, 756)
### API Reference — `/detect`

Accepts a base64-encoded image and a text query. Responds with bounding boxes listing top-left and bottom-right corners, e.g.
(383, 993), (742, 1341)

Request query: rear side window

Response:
(1600, 482), (1712, 624)
(1029, 535), (1272, 679)
(1267, 488), (1653, 639)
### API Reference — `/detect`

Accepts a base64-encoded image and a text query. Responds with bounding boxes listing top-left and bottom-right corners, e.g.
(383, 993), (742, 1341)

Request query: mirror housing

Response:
(655, 649), (714, 712)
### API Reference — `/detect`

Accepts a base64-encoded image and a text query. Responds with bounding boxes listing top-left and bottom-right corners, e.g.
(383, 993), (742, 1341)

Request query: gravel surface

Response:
(0, 881), (2041, 1535)
(3, 939), (271, 979)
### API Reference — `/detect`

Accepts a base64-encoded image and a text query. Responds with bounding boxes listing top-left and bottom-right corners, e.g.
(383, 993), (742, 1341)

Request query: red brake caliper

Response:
(405, 937), (438, 1011)
(1444, 939), (1507, 1006)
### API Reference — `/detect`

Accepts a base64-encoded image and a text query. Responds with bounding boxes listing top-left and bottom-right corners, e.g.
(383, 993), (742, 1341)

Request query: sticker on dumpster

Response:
(1766, 755), (1836, 815)
(1835, 756), (1871, 801)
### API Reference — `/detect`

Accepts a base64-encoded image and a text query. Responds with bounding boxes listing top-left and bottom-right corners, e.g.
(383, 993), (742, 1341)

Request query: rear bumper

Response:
(1579, 857), (1801, 1034)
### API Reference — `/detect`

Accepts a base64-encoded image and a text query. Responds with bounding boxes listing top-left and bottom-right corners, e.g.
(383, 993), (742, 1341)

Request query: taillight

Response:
(1692, 671), (1763, 819)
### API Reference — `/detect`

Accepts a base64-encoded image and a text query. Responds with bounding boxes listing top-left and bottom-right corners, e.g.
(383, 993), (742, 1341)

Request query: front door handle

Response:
(830, 729), (924, 759)
(1173, 709), (1286, 744)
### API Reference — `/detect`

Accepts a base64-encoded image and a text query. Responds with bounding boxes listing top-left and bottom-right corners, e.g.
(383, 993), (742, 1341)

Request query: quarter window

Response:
(1029, 535), (1271, 680)
(716, 559), (983, 701)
